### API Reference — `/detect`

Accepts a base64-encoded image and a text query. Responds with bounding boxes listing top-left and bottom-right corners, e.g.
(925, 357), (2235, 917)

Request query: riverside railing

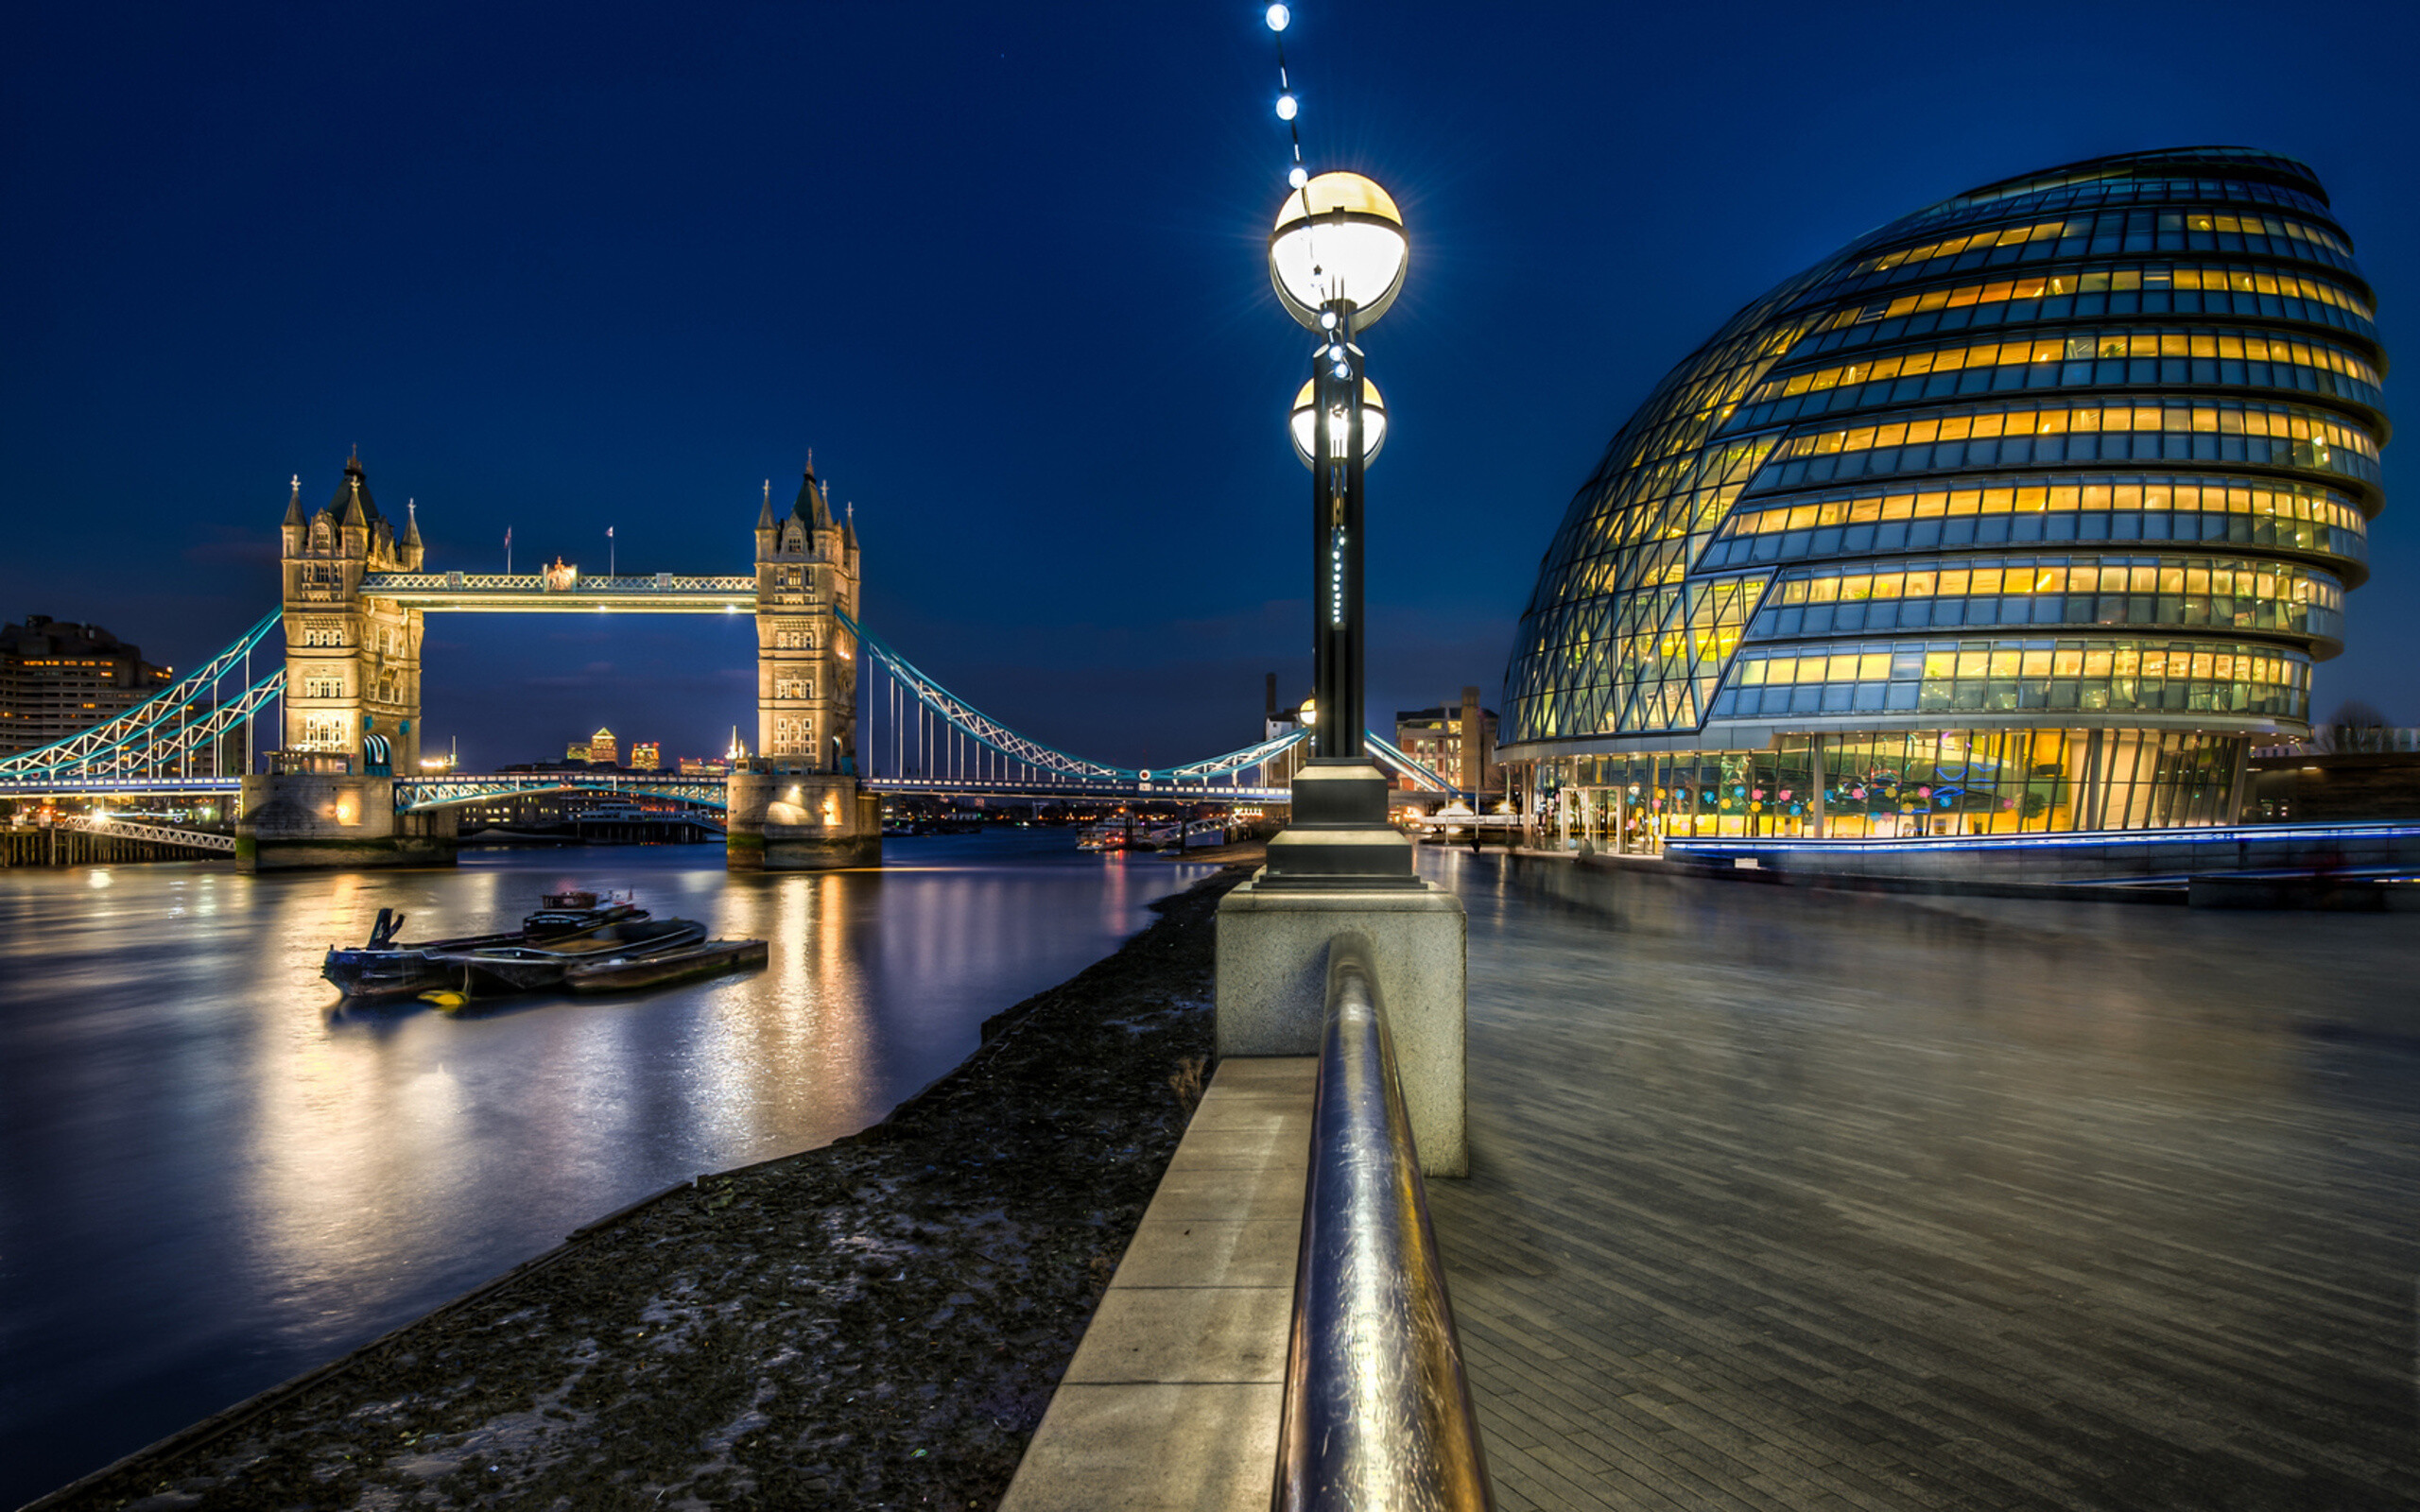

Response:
(1277, 933), (1495, 1512)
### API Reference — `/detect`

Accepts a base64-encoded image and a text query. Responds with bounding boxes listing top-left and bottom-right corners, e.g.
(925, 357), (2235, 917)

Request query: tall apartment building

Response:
(0, 616), (174, 756)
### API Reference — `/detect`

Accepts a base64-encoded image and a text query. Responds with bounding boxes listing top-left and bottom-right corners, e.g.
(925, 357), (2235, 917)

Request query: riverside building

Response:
(0, 616), (174, 756)
(1497, 147), (2388, 847)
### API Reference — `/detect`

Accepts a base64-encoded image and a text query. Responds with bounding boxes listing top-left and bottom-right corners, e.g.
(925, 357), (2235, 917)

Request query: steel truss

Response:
(2, 600), (1463, 805)
(396, 775), (732, 812)
(0, 610), (285, 781)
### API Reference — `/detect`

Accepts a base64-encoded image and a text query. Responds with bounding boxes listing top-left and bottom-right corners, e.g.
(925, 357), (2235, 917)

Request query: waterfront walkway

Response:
(1425, 852), (2417, 1511)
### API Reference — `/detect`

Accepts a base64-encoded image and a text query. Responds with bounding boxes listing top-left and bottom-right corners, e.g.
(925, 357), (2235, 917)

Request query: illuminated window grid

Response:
(1713, 637), (2309, 722)
(1777, 399), (2375, 464)
(1821, 264), (2375, 332)
(1756, 328), (2380, 406)
(1720, 476), (2364, 541)
(1858, 209), (2350, 277)
(1504, 151), (2383, 761)
(1750, 554), (2342, 643)
(1565, 726), (2244, 840)
(1766, 555), (2339, 611)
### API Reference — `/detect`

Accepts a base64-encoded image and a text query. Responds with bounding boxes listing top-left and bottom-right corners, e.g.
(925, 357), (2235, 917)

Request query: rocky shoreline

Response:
(42, 866), (1250, 1512)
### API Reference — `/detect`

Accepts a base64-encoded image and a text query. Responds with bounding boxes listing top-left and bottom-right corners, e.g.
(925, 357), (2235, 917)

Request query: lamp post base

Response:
(1259, 759), (1421, 889)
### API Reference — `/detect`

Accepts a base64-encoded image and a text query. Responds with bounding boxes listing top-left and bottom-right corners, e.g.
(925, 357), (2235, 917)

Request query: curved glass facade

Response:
(1500, 147), (2387, 842)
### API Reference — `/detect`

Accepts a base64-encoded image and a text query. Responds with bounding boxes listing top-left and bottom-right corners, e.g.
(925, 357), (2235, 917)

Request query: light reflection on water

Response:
(0, 833), (1210, 1505)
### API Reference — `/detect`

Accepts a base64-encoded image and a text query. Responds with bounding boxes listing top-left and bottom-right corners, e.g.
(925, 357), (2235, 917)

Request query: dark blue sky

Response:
(6, 2), (2417, 767)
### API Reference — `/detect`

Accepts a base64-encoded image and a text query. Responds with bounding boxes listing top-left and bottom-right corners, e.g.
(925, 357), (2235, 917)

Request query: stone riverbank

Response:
(33, 866), (1250, 1512)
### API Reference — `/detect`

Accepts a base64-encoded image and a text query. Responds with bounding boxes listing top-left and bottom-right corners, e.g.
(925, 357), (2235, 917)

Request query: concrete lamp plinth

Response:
(1216, 760), (1469, 1177)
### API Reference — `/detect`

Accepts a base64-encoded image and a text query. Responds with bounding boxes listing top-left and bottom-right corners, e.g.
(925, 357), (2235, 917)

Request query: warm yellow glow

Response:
(1762, 328), (2377, 404)
(1288, 376), (1387, 466)
(1299, 697), (1318, 728)
(1774, 399), (2376, 464)
(1273, 171), (1402, 230)
(1826, 260), (2373, 330)
(1728, 476), (2364, 541)
(1765, 555), (2338, 615)
(1269, 171), (1408, 330)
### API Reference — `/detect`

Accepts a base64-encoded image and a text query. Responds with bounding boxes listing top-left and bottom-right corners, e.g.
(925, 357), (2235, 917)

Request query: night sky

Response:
(7, 2), (2418, 770)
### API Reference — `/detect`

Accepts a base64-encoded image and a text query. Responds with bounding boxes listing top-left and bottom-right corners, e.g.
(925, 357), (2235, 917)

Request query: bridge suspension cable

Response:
(0, 599), (1456, 803)
(842, 609), (1459, 799)
(844, 610), (1317, 793)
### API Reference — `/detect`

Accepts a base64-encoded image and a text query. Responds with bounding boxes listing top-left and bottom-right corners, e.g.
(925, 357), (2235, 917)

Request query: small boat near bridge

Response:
(321, 890), (648, 1001)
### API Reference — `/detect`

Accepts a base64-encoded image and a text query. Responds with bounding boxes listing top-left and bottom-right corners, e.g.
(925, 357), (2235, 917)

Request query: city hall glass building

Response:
(1498, 148), (2387, 846)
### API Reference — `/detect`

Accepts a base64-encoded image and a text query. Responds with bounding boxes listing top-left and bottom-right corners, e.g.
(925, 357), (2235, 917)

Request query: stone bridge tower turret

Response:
(752, 459), (859, 771)
(278, 452), (424, 774)
(730, 455), (877, 869)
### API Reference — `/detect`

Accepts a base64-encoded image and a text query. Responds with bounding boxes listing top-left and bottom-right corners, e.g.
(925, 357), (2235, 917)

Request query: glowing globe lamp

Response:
(1289, 376), (1387, 467)
(1268, 172), (1407, 331)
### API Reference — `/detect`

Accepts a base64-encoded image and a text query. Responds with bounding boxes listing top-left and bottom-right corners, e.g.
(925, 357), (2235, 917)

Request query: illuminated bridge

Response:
(0, 607), (1461, 814)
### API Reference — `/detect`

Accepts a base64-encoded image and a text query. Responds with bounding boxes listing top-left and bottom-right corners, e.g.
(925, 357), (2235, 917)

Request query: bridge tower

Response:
(728, 458), (879, 869)
(278, 452), (424, 774)
(752, 460), (858, 768)
(242, 452), (453, 871)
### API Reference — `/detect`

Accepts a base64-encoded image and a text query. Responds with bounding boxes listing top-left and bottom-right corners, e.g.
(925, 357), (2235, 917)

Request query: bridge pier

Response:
(724, 769), (880, 871)
(235, 773), (457, 872)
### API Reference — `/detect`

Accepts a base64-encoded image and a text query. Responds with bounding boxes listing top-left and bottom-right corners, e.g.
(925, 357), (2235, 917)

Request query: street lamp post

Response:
(1262, 171), (1419, 887)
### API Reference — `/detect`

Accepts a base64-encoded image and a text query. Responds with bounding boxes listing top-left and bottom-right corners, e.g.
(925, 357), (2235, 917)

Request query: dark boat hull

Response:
(564, 938), (769, 993)
(321, 903), (648, 1000)
(446, 919), (709, 994)
(322, 931), (524, 1001)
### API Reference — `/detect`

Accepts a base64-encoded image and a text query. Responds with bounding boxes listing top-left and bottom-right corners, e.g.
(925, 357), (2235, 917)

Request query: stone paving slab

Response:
(998, 1057), (1315, 1512)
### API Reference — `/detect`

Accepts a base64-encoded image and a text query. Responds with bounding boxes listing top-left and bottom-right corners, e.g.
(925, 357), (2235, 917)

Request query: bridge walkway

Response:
(1421, 848), (2417, 1512)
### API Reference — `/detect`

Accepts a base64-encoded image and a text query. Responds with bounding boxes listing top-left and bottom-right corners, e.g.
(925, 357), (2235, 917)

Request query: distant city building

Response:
(565, 739), (592, 763)
(1262, 675), (1313, 788)
(0, 615), (174, 756)
(1394, 688), (1499, 793)
(454, 788), (721, 840)
(1499, 147), (2389, 846)
(587, 726), (618, 766)
(678, 755), (731, 776)
(629, 741), (661, 771)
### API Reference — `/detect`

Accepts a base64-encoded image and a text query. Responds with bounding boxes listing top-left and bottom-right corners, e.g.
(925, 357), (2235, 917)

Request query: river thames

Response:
(0, 833), (1216, 1505)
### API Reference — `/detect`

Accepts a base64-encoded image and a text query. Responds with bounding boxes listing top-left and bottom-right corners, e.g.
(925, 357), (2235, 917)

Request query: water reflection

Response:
(0, 833), (1212, 1505)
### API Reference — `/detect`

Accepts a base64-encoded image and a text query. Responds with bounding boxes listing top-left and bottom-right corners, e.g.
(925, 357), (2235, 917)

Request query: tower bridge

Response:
(0, 452), (1463, 868)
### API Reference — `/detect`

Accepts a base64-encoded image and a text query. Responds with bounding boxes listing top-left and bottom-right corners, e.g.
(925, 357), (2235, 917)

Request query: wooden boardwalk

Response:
(1426, 857), (2418, 1512)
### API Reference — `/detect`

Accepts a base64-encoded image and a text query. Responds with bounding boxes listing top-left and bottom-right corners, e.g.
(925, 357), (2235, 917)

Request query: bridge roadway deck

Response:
(1422, 849), (2416, 1511)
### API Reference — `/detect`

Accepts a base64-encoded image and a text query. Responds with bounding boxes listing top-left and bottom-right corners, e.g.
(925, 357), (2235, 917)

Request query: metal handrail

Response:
(1277, 933), (1494, 1512)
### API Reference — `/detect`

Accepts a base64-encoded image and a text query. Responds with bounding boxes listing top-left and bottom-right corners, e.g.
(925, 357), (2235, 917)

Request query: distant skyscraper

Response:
(587, 726), (618, 766)
(565, 739), (592, 763)
(630, 741), (660, 771)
